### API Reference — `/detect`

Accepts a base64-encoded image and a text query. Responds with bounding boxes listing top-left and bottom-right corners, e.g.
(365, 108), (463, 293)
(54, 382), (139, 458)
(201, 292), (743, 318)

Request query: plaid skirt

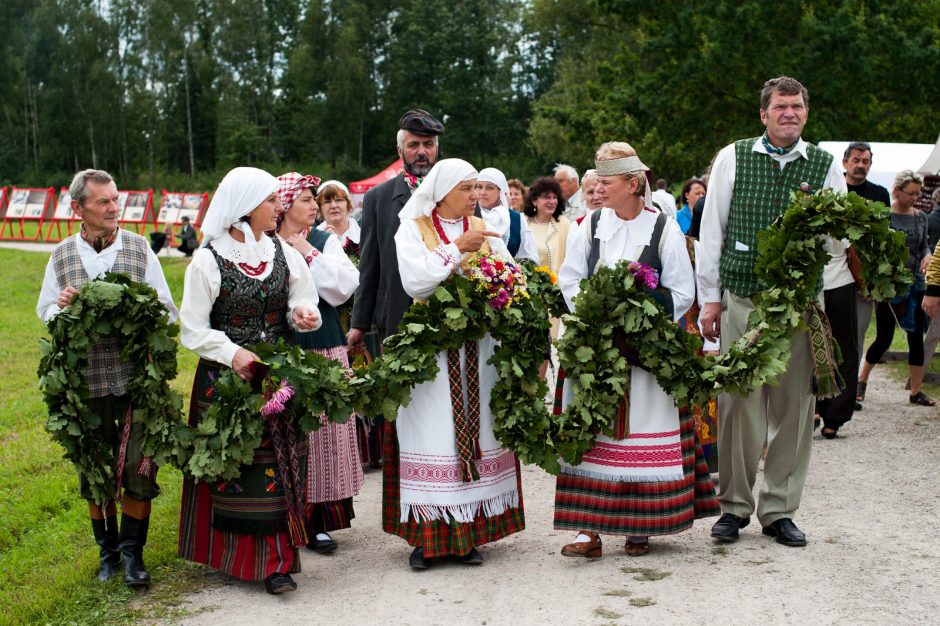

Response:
(381, 421), (525, 558)
(177, 359), (301, 581)
(554, 407), (719, 537)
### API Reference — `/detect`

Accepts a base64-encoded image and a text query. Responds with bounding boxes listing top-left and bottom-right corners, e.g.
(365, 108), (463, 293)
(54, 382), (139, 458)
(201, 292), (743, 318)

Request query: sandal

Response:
(856, 380), (867, 402)
(625, 538), (649, 557)
(909, 392), (937, 407)
(820, 426), (838, 439)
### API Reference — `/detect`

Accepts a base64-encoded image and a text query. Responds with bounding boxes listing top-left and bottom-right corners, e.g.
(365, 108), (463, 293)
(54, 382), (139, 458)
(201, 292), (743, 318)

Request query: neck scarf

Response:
(761, 132), (799, 156)
(403, 169), (424, 192)
(80, 225), (118, 253)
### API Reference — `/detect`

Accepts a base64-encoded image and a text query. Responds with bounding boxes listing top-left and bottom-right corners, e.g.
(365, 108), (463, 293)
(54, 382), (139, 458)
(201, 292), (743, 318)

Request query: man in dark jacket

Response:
(347, 109), (444, 350)
(842, 142), (891, 382)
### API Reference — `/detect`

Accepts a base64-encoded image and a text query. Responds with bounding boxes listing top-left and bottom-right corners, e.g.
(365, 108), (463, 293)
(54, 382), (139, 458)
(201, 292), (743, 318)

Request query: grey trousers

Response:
(717, 292), (815, 526)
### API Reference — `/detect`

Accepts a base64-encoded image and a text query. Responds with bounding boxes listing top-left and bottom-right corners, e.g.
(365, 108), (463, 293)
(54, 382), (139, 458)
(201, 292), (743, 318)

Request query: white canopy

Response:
(917, 134), (940, 176)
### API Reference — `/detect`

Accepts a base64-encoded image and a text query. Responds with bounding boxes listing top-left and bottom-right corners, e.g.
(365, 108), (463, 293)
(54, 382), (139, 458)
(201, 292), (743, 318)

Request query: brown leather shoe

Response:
(561, 531), (602, 558)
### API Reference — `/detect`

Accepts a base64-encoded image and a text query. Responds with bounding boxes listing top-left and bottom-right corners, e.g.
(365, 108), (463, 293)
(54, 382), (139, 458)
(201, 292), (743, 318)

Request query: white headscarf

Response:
(317, 179), (351, 199)
(477, 167), (510, 208)
(201, 167), (278, 248)
(398, 158), (477, 220)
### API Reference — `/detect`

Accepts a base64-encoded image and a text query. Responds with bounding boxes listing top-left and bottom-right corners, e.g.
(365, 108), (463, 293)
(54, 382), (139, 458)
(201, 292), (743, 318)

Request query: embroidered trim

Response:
(433, 244), (455, 266)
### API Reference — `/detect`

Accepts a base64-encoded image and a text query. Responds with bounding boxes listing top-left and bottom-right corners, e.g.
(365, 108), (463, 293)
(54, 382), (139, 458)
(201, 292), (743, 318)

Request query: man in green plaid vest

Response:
(697, 77), (847, 548)
(37, 169), (178, 588)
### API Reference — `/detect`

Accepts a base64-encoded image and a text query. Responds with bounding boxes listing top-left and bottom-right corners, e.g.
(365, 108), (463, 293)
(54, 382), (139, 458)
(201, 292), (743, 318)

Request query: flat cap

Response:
(399, 109), (445, 136)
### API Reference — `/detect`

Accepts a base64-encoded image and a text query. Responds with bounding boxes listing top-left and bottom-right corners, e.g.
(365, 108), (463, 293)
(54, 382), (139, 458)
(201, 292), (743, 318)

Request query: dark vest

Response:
(295, 229), (346, 350)
(507, 209), (522, 256)
(586, 208), (674, 316)
(208, 237), (292, 346)
(719, 138), (832, 297)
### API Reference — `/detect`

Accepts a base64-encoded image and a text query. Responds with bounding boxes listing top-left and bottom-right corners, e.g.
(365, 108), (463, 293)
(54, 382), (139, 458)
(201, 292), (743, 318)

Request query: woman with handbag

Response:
(857, 170), (934, 407)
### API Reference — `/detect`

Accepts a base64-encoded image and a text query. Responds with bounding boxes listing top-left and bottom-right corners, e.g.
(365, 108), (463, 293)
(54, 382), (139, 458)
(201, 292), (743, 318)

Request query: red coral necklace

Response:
(431, 210), (468, 244)
(237, 261), (268, 276)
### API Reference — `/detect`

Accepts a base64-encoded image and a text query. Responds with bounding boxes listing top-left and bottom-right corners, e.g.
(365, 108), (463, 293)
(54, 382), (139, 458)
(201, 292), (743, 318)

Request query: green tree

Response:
(530, 0), (940, 182)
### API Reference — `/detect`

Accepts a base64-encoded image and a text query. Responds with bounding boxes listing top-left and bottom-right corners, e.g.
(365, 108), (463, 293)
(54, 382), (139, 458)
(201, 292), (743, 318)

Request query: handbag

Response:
(889, 286), (916, 333)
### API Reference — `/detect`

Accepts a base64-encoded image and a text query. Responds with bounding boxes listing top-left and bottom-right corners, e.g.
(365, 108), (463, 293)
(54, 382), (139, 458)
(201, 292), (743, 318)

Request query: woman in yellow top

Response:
(524, 176), (571, 351)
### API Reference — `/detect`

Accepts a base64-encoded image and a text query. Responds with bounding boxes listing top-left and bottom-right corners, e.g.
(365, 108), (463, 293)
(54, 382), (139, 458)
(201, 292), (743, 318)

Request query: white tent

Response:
(917, 134), (940, 176)
(817, 141), (934, 190)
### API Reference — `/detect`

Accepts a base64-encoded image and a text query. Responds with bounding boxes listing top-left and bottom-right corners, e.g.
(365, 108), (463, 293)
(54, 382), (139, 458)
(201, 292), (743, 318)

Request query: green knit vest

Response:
(295, 229), (346, 350)
(719, 137), (833, 297)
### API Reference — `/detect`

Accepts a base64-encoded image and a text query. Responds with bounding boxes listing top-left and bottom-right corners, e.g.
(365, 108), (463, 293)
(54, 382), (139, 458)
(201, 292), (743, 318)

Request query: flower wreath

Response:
(38, 273), (184, 505)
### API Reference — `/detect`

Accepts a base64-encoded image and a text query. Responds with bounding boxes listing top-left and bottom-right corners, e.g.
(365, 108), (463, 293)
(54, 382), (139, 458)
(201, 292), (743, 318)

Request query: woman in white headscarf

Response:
(178, 167), (321, 596)
(476, 167), (538, 262)
(384, 158), (526, 570)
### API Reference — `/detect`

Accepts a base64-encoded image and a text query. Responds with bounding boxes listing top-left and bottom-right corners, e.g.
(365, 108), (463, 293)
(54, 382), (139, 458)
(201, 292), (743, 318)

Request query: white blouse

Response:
(558, 207), (694, 322)
(396, 215), (513, 301)
(317, 217), (361, 247)
(281, 233), (359, 307)
(180, 232), (320, 367)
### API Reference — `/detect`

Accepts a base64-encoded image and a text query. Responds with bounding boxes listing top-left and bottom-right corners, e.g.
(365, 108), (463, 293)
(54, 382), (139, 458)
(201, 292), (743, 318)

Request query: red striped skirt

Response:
(178, 478), (300, 581)
(381, 421), (525, 558)
(176, 359), (300, 581)
(554, 407), (719, 536)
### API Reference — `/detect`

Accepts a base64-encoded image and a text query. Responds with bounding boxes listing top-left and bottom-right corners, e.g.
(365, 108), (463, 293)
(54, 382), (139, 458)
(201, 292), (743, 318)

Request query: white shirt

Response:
(395, 216), (513, 301)
(179, 232), (320, 368)
(479, 203), (539, 263)
(698, 138), (848, 303)
(317, 217), (361, 247)
(563, 189), (587, 221)
(37, 230), (179, 323)
(652, 189), (678, 219)
(289, 233), (359, 307)
(559, 207), (694, 322)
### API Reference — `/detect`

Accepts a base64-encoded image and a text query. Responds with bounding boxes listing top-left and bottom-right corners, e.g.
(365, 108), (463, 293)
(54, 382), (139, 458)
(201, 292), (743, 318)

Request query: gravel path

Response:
(173, 366), (939, 625)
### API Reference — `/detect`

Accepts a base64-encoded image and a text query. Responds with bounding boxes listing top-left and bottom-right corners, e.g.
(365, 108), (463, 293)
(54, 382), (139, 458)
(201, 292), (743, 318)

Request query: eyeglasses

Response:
(898, 187), (921, 198)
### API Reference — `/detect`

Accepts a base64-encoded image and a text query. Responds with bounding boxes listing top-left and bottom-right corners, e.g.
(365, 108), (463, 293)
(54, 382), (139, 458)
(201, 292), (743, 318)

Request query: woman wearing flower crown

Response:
(385, 158), (526, 569)
(553, 142), (719, 559)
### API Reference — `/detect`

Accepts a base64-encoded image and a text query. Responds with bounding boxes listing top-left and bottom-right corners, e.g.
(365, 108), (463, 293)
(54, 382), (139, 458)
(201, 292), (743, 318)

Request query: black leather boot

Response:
(118, 514), (151, 589)
(91, 516), (121, 581)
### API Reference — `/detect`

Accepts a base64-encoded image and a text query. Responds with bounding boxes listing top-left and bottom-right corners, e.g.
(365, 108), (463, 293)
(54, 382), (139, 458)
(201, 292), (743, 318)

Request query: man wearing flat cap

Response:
(348, 108), (444, 350)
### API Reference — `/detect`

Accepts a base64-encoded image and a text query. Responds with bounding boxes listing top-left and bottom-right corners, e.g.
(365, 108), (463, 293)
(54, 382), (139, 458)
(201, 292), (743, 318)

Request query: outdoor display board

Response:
(44, 188), (81, 242)
(0, 187), (55, 240)
(158, 191), (208, 226)
(116, 189), (156, 234)
(157, 190), (209, 248)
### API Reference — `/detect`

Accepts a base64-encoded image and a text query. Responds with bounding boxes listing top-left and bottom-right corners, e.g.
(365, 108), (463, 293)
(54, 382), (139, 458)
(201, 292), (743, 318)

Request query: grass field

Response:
(0, 245), (935, 624)
(0, 248), (207, 625)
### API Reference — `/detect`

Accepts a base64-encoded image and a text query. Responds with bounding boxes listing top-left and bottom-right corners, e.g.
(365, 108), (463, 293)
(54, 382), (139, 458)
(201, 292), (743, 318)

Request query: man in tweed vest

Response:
(697, 77), (846, 547)
(36, 169), (178, 588)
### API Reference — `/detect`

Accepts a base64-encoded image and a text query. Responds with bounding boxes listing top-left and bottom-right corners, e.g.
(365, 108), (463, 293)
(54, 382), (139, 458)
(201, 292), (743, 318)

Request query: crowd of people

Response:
(36, 75), (940, 598)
